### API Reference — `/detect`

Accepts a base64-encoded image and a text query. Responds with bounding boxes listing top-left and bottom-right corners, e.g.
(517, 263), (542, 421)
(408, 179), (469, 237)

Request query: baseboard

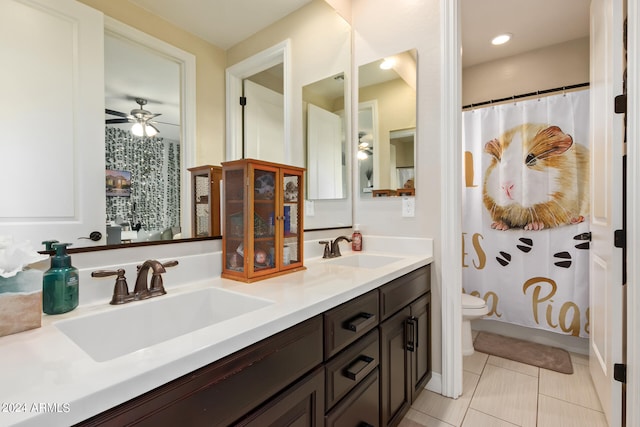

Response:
(425, 372), (442, 394)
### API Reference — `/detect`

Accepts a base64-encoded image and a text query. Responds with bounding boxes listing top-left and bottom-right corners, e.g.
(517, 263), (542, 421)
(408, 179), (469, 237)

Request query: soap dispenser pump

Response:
(43, 243), (79, 314)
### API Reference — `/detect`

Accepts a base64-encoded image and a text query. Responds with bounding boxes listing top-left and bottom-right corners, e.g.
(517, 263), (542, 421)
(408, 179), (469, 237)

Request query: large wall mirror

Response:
(304, 72), (347, 200)
(104, 19), (196, 245)
(100, 18), (196, 247)
(2, 1), (350, 251)
(226, 0), (352, 229)
(358, 49), (417, 198)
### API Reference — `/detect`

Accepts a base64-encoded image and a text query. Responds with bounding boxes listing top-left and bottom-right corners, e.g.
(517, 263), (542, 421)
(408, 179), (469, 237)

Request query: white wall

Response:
(352, 0), (444, 376)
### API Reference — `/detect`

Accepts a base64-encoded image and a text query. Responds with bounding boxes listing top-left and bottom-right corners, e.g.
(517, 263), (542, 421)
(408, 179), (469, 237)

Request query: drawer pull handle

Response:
(344, 355), (374, 382)
(359, 423), (374, 427)
(345, 312), (376, 332)
(406, 317), (418, 352)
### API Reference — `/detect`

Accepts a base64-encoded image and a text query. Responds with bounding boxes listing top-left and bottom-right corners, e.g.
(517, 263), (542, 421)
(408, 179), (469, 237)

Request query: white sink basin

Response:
(325, 253), (403, 269)
(55, 287), (273, 362)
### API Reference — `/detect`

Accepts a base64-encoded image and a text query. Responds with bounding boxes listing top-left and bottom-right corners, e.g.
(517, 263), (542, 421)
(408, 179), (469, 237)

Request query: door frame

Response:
(626, 1), (640, 426)
(225, 40), (292, 162)
(444, 0), (638, 420)
(440, 0), (463, 398)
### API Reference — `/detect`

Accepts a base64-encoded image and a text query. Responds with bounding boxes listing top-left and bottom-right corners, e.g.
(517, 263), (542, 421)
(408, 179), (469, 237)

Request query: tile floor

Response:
(399, 332), (608, 427)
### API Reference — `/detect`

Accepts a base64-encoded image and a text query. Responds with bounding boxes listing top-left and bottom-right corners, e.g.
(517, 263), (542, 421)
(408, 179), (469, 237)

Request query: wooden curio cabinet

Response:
(221, 159), (305, 282)
(188, 165), (222, 237)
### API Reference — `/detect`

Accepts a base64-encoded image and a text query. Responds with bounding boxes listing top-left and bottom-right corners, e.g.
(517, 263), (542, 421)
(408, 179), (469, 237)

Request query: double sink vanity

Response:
(0, 238), (432, 427)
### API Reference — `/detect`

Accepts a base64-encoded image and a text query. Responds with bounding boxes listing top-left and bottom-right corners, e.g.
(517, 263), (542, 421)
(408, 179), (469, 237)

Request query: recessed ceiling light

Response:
(380, 58), (395, 70)
(491, 33), (512, 46)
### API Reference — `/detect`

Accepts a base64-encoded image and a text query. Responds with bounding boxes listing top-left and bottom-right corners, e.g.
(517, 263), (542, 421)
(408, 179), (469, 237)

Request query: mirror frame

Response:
(104, 17), (197, 243)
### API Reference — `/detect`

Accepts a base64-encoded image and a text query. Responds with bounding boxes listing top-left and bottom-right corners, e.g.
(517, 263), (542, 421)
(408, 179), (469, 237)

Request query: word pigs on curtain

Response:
(462, 90), (590, 338)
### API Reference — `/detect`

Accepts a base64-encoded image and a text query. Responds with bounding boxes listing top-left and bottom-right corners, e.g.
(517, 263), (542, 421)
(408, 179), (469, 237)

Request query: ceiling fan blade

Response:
(106, 118), (132, 124)
(105, 108), (129, 118)
(151, 120), (180, 126)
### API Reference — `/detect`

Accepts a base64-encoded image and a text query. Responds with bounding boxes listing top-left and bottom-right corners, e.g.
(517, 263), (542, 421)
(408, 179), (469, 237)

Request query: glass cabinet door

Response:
(251, 165), (278, 275)
(281, 170), (303, 269)
(224, 167), (246, 273)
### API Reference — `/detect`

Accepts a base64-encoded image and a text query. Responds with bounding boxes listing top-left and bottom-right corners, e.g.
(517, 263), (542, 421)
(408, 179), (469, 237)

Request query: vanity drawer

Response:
(325, 369), (380, 427)
(325, 328), (379, 410)
(324, 290), (379, 359)
(379, 265), (430, 321)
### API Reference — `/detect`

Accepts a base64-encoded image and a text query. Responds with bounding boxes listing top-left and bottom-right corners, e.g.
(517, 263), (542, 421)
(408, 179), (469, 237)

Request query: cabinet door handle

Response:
(344, 312), (376, 332)
(406, 317), (417, 352)
(359, 423), (374, 427)
(344, 355), (374, 381)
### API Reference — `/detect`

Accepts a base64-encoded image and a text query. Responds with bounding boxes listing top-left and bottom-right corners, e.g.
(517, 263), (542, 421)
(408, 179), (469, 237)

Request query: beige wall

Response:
(78, 0), (227, 166)
(463, 37), (590, 106)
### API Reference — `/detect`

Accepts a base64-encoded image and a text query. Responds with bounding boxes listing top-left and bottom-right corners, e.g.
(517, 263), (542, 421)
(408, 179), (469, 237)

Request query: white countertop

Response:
(0, 243), (432, 426)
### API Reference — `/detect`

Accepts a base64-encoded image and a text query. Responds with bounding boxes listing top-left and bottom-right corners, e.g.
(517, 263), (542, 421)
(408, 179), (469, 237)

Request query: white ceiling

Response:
(461, 0), (590, 68)
(129, 0), (313, 50)
(105, 0), (591, 140)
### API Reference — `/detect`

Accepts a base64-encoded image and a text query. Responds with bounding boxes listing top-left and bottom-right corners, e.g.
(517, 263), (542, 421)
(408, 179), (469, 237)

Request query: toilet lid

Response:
(462, 293), (486, 309)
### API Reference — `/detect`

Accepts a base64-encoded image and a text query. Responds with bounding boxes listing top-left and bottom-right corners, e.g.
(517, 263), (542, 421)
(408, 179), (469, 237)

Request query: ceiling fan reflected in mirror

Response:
(105, 97), (172, 137)
(358, 131), (373, 160)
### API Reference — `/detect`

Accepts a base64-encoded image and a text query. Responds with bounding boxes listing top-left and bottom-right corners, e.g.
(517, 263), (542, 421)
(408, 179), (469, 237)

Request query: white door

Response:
(0, 0), (105, 248)
(244, 80), (284, 164)
(589, 0), (624, 425)
(307, 103), (343, 199)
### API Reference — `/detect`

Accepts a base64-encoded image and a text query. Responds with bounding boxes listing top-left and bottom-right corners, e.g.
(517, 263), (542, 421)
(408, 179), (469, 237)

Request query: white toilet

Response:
(462, 293), (489, 356)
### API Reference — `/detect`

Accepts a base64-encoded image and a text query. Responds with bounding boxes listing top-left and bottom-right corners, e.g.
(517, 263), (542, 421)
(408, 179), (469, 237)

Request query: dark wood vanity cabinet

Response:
(76, 265), (431, 427)
(379, 266), (432, 427)
(76, 316), (323, 427)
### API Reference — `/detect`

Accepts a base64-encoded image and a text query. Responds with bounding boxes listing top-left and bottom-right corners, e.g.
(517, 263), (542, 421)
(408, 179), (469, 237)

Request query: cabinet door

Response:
(236, 366), (324, 427)
(409, 293), (431, 402)
(280, 167), (304, 270)
(249, 163), (279, 278)
(0, 0), (105, 247)
(379, 307), (411, 427)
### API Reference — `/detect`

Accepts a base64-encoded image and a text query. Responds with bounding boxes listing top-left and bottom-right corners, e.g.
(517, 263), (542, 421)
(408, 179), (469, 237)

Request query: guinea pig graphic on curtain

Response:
(483, 123), (589, 231)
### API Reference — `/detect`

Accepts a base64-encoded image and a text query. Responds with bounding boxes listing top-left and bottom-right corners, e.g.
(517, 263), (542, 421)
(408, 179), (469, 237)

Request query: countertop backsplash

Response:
(28, 231), (432, 309)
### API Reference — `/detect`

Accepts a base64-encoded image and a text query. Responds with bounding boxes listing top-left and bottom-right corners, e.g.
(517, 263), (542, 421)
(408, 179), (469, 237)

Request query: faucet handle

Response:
(319, 241), (331, 259)
(148, 260), (178, 296)
(162, 260), (179, 268)
(91, 268), (132, 305)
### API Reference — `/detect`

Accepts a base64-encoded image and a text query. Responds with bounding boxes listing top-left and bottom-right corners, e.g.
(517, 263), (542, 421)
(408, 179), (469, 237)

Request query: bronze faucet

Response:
(135, 260), (179, 298)
(92, 260), (178, 305)
(319, 236), (352, 258)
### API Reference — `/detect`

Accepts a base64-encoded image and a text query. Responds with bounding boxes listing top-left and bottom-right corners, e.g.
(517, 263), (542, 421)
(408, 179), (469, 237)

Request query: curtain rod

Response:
(462, 82), (590, 110)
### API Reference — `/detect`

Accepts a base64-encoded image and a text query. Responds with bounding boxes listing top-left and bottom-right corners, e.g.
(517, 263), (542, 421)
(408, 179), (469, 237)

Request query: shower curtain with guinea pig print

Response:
(462, 90), (590, 338)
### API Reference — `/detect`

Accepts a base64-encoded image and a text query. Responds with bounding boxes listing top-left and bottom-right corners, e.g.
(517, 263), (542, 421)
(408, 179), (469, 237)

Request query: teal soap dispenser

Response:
(43, 243), (79, 314)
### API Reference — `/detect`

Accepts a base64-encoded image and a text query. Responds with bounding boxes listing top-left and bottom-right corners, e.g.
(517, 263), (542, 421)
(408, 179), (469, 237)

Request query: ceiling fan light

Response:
(145, 124), (158, 137)
(357, 150), (368, 160)
(131, 122), (144, 137)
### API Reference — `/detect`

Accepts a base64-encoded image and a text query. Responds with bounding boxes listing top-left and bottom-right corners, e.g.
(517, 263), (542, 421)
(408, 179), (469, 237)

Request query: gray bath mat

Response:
(474, 331), (573, 374)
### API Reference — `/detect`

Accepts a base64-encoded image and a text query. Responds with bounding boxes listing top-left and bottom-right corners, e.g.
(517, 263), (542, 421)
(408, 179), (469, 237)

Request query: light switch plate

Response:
(305, 200), (315, 216)
(402, 197), (415, 217)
